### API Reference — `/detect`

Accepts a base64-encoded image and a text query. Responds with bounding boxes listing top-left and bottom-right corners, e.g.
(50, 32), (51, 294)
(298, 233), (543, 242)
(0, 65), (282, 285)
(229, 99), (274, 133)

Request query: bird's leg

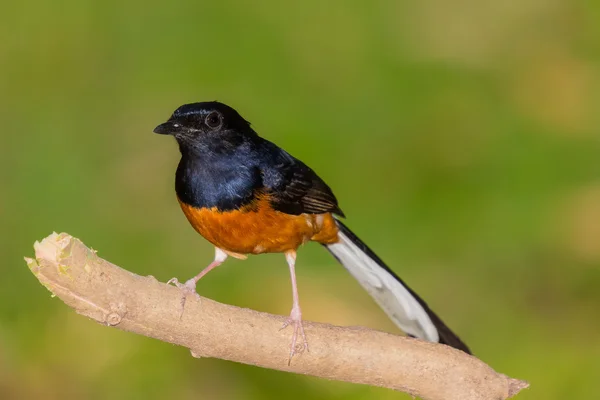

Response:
(280, 250), (309, 363)
(168, 247), (228, 318)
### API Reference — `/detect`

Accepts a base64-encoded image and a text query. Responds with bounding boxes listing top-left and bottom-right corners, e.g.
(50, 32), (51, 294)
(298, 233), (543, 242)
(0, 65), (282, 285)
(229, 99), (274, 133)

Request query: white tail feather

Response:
(327, 230), (439, 342)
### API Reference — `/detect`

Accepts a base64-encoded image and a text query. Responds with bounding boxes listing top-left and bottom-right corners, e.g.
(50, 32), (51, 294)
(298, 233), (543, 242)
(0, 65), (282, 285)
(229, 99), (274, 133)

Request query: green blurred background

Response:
(2, 1), (599, 399)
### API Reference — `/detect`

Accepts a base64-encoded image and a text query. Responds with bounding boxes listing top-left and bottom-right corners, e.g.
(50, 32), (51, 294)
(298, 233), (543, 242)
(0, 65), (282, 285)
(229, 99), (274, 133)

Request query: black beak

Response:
(153, 121), (180, 135)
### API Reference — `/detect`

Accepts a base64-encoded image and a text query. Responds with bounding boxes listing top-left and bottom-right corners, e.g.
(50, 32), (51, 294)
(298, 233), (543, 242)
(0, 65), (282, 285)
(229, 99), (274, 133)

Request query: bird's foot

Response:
(167, 277), (200, 319)
(280, 305), (309, 364)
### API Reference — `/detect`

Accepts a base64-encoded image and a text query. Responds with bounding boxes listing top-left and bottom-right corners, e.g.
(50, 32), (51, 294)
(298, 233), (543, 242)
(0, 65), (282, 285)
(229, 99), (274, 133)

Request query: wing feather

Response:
(259, 146), (344, 216)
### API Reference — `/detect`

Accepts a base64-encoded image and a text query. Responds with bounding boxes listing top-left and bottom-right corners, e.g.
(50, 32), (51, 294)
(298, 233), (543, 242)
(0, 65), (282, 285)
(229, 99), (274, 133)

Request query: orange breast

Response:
(178, 196), (339, 256)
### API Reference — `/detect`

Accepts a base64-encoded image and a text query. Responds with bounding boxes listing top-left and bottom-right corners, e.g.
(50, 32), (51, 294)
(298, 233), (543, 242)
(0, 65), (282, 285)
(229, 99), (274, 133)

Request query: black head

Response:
(153, 101), (255, 152)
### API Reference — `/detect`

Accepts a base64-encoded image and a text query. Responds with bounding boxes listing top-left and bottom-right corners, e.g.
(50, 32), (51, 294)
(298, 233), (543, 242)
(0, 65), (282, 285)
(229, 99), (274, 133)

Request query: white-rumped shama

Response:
(154, 101), (470, 360)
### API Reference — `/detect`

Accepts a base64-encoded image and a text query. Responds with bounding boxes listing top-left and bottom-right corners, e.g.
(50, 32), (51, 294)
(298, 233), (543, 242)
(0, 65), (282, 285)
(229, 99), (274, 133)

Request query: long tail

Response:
(324, 219), (471, 354)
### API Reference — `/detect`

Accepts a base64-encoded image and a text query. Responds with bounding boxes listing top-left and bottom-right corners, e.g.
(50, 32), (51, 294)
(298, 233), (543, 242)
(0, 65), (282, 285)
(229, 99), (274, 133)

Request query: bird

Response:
(153, 101), (471, 360)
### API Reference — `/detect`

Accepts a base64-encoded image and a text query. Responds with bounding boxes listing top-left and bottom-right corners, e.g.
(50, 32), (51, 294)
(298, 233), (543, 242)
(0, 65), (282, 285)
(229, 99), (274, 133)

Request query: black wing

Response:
(259, 144), (344, 217)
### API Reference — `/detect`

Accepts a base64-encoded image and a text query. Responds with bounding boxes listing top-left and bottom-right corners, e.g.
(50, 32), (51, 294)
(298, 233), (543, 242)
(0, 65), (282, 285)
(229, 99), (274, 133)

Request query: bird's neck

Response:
(175, 153), (261, 211)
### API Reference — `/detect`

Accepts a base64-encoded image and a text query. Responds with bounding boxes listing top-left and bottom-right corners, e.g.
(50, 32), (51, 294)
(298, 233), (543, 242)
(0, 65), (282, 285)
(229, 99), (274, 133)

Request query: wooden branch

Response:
(25, 233), (528, 400)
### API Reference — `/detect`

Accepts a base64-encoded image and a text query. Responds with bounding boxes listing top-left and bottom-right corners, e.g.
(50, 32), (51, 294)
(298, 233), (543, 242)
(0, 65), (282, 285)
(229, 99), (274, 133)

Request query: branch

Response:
(25, 233), (528, 400)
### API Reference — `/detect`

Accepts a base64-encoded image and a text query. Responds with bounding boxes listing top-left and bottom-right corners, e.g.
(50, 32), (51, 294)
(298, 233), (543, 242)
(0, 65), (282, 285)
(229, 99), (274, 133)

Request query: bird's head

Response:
(154, 101), (255, 154)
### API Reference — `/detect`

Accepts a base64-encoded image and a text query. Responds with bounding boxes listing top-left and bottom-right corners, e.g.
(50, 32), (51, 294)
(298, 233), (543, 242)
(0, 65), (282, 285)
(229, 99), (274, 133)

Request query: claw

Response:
(166, 250), (227, 319)
(281, 306), (309, 365)
(167, 277), (200, 319)
(166, 277), (180, 286)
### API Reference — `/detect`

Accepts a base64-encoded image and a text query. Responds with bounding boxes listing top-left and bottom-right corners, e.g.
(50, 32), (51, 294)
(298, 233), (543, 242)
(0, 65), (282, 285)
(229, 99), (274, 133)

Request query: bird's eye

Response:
(205, 112), (222, 129)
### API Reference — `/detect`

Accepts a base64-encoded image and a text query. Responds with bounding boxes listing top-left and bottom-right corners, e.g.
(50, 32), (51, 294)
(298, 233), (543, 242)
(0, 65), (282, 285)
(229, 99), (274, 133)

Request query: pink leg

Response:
(280, 250), (309, 363)
(168, 248), (228, 317)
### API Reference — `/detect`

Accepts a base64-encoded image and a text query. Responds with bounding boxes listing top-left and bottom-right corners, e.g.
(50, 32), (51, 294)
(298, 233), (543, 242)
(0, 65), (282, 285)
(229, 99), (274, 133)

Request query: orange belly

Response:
(178, 196), (340, 256)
